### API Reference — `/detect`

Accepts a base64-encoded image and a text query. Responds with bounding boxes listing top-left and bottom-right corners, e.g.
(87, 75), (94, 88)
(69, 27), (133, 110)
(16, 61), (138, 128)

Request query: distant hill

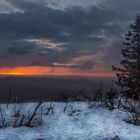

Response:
(0, 76), (114, 102)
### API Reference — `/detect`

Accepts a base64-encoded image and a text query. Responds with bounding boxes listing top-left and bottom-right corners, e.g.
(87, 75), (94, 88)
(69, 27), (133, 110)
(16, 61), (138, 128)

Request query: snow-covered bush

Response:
(0, 101), (44, 128)
(124, 100), (140, 125)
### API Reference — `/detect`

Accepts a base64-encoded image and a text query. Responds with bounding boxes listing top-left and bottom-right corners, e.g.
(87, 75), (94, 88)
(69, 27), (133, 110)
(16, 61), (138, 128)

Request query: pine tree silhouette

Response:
(113, 14), (140, 100)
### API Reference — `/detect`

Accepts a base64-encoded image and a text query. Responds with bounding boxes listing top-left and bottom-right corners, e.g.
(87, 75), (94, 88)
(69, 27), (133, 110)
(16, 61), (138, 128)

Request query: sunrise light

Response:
(0, 66), (115, 77)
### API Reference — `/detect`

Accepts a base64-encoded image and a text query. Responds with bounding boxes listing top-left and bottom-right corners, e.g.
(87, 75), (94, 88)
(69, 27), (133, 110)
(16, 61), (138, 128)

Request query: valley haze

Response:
(0, 76), (114, 103)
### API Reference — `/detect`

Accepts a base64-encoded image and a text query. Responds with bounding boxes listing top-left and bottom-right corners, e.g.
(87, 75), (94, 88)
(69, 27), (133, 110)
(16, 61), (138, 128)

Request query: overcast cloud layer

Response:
(0, 0), (140, 73)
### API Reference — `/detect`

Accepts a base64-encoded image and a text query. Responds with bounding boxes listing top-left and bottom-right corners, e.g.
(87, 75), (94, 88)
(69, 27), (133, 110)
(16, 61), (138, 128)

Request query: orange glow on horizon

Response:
(0, 66), (115, 77)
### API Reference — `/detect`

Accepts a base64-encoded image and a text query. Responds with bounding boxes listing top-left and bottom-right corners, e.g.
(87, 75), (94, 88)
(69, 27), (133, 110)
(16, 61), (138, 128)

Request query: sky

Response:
(0, 0), (140, 77)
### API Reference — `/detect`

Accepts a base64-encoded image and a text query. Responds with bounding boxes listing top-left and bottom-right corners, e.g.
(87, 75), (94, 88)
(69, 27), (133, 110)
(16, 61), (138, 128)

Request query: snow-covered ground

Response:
(0, 102), (139, 140)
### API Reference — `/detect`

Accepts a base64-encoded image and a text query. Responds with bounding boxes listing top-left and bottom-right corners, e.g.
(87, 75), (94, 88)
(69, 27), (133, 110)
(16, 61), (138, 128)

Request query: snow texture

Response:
(0, 102), (139, 140)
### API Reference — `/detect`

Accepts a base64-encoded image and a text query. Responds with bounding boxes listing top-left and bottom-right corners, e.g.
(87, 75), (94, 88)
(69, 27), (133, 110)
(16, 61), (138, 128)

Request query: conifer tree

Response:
(113, 15), (140, 100)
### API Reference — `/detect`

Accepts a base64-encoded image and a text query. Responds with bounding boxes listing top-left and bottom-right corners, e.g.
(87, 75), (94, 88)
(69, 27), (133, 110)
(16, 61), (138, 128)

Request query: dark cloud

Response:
(0, 0), (139, 70)
(7, 42), (36, 55)
(71, 61), (95, 70)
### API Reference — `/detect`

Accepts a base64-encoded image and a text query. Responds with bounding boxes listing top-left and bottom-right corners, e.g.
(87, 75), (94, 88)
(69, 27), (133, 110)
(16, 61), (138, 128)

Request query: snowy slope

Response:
(0, 102), (139, 140)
